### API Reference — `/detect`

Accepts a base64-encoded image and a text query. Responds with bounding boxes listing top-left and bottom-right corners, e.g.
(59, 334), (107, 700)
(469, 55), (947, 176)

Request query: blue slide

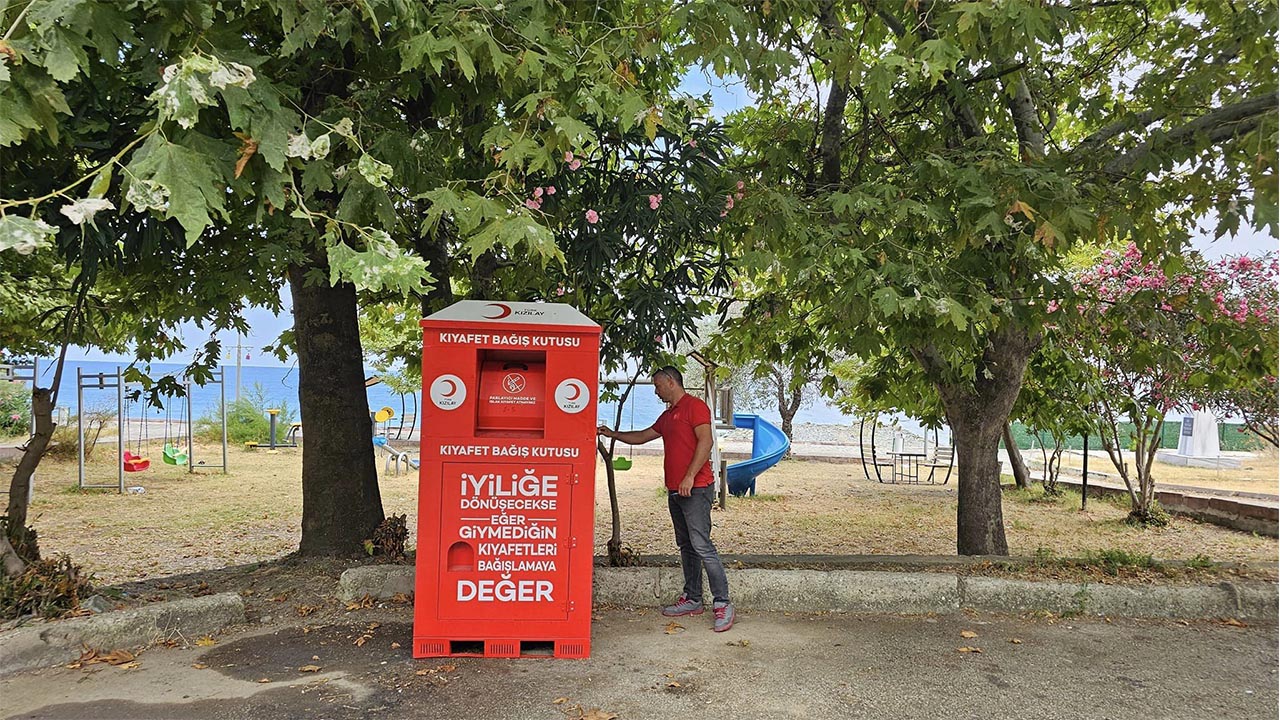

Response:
(725, 413), (791, 497)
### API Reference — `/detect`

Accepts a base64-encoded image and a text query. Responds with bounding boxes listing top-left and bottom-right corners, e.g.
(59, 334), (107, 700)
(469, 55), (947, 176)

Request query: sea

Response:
(25, 358), (899, 436)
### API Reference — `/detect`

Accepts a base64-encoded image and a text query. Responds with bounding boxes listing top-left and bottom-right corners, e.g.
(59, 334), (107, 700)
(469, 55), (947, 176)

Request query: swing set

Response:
(78, 366), (229, 492)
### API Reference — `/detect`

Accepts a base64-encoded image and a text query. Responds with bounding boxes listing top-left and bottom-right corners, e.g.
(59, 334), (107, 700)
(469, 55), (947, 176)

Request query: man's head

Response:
(652, 365), (684, 404)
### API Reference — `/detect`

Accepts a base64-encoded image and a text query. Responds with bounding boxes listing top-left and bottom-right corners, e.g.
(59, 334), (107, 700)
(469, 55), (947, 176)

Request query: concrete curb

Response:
(336, 566), (1277, 621)
(0, 593), (245, 677)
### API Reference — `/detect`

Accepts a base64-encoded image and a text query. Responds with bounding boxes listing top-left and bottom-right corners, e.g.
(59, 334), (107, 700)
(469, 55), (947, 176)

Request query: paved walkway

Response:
(3, 608), (1274, 719)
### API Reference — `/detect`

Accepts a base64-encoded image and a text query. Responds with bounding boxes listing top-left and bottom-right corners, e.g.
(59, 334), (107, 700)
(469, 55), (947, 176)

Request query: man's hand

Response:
(678, 476), (695, 497)
(597, 424), (616, 440)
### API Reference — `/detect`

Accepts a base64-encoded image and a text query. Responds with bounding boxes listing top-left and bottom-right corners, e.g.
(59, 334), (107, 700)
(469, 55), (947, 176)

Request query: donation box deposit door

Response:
(414, 301), (601, 659)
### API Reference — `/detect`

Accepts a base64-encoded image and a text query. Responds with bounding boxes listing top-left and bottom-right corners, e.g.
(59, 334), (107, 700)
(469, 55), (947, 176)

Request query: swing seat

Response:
(612, 456), (633, 471)
(124, 451), (150, 472)
(162, 443), (187, 465)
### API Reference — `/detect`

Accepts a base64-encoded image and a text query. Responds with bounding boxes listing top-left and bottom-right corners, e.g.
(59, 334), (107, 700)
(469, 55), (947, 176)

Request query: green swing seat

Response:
(162, 443), (188, 465)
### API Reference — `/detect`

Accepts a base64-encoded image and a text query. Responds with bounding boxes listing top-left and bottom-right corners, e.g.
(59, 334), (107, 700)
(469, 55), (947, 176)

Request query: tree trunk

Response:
(1002, 422), (1032, 489)
(950, 418), (1009, 556)
(915, 325), (1034, 556)
(288, 256), (385, 556)
(5, 386), (54, 569)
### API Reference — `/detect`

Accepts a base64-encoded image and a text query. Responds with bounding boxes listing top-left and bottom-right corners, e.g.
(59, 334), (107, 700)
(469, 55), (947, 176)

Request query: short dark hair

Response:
(653, 365), (683, 386)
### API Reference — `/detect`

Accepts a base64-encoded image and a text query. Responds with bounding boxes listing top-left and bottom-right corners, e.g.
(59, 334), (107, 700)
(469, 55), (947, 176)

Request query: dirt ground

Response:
(1050, 448), (1280, 495)
(7, 443), (1274, 587)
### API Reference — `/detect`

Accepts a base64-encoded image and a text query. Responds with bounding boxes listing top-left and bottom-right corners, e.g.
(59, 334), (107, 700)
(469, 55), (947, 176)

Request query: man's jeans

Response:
(667, 485), (730, 604)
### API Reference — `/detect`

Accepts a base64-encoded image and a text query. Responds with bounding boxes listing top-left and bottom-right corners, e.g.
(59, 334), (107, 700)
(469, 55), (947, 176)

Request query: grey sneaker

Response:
(662, 593), (704, 617)
(713, 601), (735, 632)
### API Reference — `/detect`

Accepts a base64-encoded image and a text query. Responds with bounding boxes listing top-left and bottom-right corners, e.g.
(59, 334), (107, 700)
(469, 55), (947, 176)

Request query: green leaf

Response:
(872, 286), (900, 316)
(42, 27), (87, 82)
(357, 154), (393, 188)
(0, 215), (57, 255)
(88, 165), (113, 198)
(126, 139), (227, 245)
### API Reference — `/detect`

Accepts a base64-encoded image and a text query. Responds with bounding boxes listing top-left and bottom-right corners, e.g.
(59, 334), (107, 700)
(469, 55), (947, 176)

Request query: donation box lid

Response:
(423, 301), (600, 329)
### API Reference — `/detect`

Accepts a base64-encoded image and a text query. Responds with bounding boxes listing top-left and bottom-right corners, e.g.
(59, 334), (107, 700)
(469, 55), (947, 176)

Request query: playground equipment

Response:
(244, 408), (298, 452)
(162, 393), (189, 465)
(123, 397), (152, 472)
(370, 406), (420, 475)
(1, 359), (39, 501)
(78, 366), (228, 492)
(725, 413), (791, 497)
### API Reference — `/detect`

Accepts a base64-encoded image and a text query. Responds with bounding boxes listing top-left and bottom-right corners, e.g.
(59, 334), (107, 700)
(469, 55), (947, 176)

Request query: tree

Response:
(1012, 333), (1102, 496)
(684, 0), (1277, 553)
(361, 108), (739, 564)
(3, 0), (706, 556)
(1202, 255), (1280, 448)
(1069, 245), (1277, 524)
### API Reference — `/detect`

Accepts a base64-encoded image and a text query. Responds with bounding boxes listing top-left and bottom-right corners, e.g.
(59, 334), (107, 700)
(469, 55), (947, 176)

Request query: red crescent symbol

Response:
(483, 303), (512, 319)
(566, 382), (582, 401)
(441, 379), (457, 398)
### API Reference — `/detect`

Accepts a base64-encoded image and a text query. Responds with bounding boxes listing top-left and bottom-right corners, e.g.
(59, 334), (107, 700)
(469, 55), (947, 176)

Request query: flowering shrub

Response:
(0, 382), (30, 437)
(1069, 245), (1278, 523)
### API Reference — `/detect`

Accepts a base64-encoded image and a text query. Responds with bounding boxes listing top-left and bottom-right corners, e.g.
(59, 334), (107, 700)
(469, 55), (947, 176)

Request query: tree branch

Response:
(1101, 93), (1278, 178)
(1003, 72), (1045, 161)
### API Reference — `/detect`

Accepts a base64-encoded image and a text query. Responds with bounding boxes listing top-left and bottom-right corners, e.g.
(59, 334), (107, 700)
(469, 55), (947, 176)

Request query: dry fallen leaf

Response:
(960, 630), (978, 639)
(666, 681), (681, 689)
(195, 636), (217, 647)
(257, 678), (271, 684)
(192, 663), (209, 670)
(298, 665), (322, 673)
(957, 646), (983, 654)
(390, 592), (411, 604)
(271, 593), (289, 602)
(553, 697), (569, 705)
(367, 622), (381, 630)
(1009, 638), (1024, 644)
(1222, 618), (1247, 627)
(354, 635), (369, 647)
(99, 649), (137, 666)
(663, 621), (684, 635)
(296, 605), (318, 617)
(119, 661), (141, 670)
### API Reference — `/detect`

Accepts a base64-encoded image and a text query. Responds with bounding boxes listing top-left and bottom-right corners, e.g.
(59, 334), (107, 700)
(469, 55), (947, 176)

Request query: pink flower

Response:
(648, 194), (661, 210)
(685, 138), (697, 147)
(564, 151), (574, 162)
(546, 186), (556, 195)
(719, 210), (727, 217)
(585, 209), (599, 224)
(569, 159), (582, 171)
(1046, 300), (1060, 313)
(734, 192), (743, 200)
(736, 180), (745, 190)
(525, 198), (541, 210)
(533, 187), (544, 198)
(724, 195), (734, 210)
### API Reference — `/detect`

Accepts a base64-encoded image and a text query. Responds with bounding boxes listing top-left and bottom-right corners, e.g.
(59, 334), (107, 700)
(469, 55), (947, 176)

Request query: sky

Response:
(67, 72), (1279, 368)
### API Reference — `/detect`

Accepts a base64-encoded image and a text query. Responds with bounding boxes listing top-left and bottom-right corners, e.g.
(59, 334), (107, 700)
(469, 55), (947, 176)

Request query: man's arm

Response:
(598, 424), (660, 445)
(676, 423), (713, 497)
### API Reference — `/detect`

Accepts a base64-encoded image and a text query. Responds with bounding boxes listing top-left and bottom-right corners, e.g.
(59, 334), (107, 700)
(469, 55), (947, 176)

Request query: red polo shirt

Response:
(653, 394), (715, 491)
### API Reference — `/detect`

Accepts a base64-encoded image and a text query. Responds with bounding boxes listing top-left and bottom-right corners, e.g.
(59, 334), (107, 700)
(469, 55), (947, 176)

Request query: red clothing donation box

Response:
(414, 301), (601, 659)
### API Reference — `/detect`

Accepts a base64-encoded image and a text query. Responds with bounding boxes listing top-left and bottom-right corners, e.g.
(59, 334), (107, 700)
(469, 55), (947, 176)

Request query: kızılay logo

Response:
(483, 303), (512, 319)
(483, 302), (546, 320)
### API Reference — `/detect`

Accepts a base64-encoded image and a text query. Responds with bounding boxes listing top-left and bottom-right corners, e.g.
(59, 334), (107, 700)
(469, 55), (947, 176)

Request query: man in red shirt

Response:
(598, 366), (734, 632)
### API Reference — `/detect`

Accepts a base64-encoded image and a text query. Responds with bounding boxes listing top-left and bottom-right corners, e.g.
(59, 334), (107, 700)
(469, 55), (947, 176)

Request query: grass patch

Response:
(1083, 548), (1159, 574)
